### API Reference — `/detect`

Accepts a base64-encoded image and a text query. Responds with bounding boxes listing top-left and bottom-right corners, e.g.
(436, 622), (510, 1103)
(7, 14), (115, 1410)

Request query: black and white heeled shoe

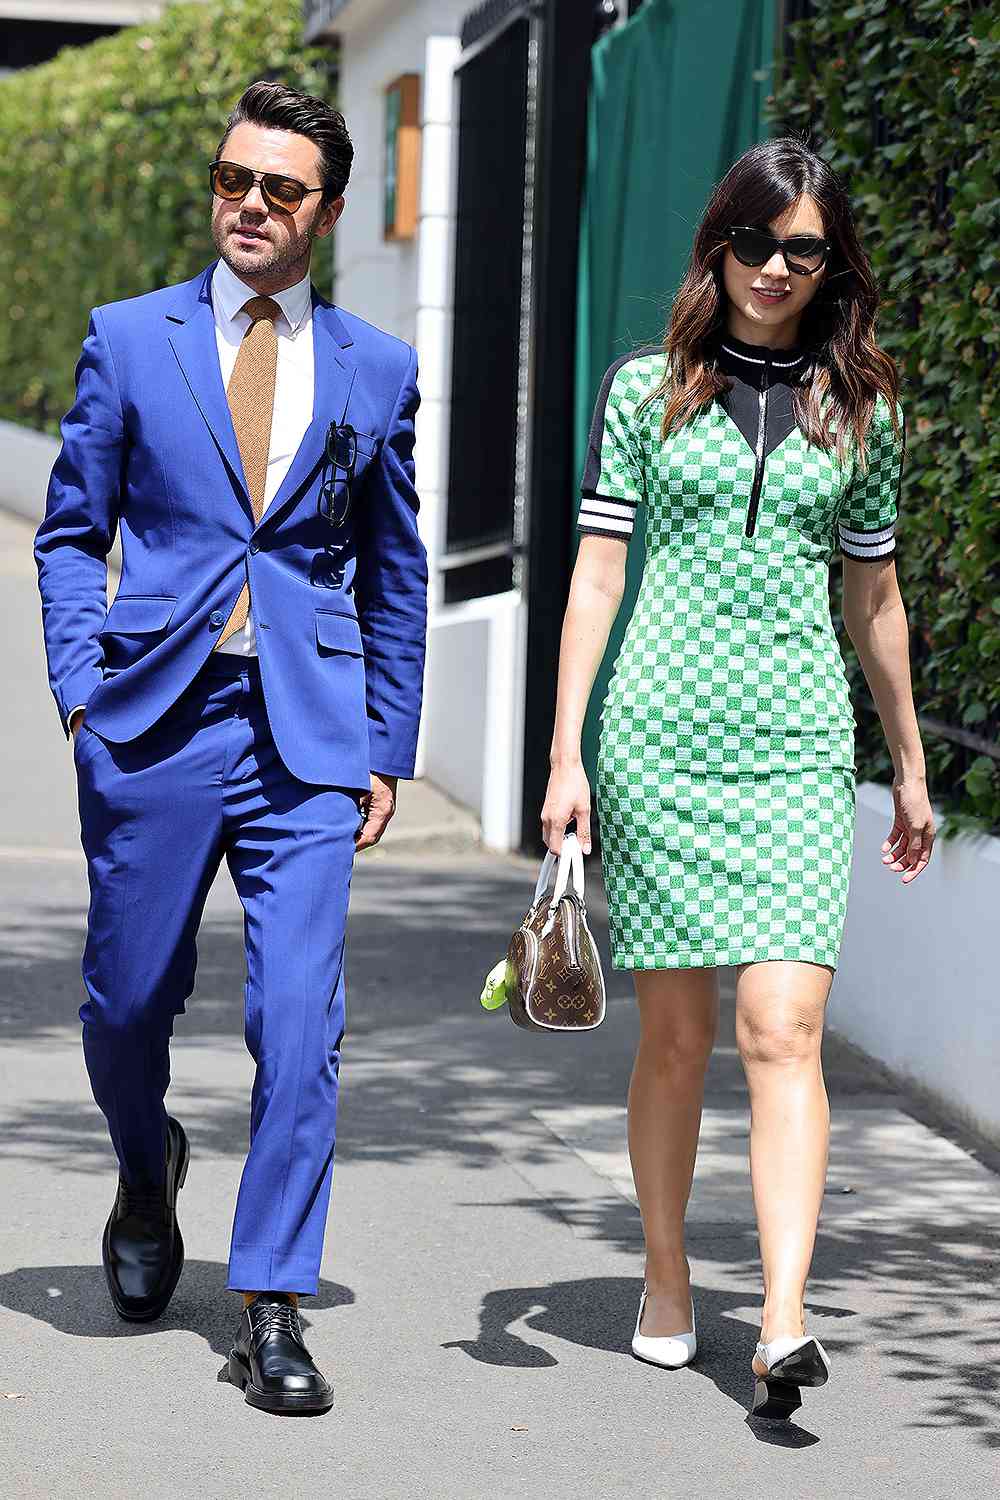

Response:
(750, 1335), (831, 1420)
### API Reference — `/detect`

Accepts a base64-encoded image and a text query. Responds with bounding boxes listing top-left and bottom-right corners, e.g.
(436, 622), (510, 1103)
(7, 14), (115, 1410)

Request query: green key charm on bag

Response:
(479, 957), (514, 1010)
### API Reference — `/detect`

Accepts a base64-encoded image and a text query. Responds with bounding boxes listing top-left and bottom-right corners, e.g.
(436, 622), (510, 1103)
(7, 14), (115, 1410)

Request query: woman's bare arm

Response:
(541, 535), (628, 854)
(841, 556), (934, 880)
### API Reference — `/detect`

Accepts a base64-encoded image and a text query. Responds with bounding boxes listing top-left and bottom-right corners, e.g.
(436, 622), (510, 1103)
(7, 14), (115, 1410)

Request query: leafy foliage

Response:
(771, 0), (1000, 837)
(0, 0), (336, 434)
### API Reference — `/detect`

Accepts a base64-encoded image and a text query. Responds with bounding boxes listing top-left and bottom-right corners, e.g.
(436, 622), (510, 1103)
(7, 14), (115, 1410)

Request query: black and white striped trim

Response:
(578, 347), (662, 542)
(838, 521), (896, 559)
(578, 494), (638, 539)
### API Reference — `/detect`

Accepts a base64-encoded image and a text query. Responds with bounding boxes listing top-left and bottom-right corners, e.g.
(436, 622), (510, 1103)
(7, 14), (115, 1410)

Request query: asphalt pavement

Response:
(2, 507), (999, 1498)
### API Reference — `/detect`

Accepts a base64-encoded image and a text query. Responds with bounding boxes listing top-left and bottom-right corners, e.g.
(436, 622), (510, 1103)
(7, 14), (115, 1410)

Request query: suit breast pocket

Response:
(316, 431), (381, 538)
(98, 593), (178, 671)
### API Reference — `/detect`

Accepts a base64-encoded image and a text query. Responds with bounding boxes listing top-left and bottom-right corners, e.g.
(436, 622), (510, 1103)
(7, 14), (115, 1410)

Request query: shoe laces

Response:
(257, 1297), (302, 1340)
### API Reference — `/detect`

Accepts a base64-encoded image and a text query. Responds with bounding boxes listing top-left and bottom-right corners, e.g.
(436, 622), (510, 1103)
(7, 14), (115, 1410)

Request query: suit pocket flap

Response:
(315, 609), (363, 655)
(99, 594), (178, 634)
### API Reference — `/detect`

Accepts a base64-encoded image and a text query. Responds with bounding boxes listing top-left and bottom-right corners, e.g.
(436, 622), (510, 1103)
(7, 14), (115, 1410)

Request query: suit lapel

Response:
(166, 263), (252, 517)
(165, 264), (357, 530)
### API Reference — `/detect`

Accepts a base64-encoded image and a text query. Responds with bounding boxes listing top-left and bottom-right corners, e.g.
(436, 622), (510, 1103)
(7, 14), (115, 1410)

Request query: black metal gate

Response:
(447, 0), (592, 849)
(444, 6), (533, 605)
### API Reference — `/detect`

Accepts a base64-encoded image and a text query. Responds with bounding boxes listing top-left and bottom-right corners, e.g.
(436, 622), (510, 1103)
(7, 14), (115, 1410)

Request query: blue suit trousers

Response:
(74, 652), (363, 1295)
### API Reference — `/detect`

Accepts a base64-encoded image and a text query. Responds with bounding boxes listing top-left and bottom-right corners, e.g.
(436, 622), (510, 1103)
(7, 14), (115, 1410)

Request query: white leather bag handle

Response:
(533, 833), (586, 934)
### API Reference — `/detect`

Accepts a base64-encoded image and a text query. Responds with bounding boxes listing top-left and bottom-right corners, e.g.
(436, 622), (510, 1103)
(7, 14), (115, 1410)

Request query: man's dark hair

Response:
(216, 80), (354, 202)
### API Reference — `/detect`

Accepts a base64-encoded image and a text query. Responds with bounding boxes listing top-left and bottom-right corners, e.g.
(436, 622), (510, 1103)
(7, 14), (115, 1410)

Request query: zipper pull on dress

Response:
(745, 352), (771, 538)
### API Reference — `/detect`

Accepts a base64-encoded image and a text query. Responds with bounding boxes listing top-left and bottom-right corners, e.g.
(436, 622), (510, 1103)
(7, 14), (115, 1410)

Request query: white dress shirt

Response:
(210, 256), (316, 655)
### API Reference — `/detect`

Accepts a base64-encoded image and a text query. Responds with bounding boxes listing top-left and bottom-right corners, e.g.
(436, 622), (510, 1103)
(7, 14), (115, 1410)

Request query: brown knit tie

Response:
(214, 295), (281, 649)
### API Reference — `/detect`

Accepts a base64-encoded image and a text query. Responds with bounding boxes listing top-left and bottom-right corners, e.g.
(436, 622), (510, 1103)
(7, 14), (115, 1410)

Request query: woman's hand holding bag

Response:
(504, 831), (606, 1033)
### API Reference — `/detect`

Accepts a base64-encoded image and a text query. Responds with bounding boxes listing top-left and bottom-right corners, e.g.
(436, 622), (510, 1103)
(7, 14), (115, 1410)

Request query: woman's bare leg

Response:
(734, 959), (833, 1374)
(628, 967), (719, 1336)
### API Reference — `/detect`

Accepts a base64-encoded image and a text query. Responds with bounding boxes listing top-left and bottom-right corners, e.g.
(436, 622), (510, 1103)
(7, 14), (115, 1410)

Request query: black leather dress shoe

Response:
(227, 1293), (333, 1414)
(102, 1115), (189, 1322)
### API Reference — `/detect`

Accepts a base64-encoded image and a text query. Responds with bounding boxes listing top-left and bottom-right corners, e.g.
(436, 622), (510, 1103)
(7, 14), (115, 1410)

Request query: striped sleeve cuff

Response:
(838, 521), (896, 559)
(577, 494), (637, 539)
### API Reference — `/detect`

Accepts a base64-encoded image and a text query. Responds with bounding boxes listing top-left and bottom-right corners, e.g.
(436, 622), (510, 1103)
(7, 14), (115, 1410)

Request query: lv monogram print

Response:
(507, 893), (606, 1033)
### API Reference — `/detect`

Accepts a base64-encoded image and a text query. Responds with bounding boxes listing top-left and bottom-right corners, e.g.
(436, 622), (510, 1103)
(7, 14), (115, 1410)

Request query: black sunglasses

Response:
(209, 159), (324, 215)
(318, 423), (358, 529)
(726, 225), (831, 276)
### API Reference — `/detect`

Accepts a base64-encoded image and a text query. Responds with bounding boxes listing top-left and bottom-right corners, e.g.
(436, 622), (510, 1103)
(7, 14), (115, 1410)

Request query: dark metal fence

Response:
(444, 6), (531, 605)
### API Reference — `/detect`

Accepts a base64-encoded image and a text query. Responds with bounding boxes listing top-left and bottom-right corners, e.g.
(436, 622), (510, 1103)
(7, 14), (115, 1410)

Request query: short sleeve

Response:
(837, 396), (905, 560)
(577, 356), (647, 540)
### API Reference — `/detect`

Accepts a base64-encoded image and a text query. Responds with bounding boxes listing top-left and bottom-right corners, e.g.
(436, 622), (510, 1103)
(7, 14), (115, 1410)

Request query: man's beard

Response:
(212, 215), (315, 281)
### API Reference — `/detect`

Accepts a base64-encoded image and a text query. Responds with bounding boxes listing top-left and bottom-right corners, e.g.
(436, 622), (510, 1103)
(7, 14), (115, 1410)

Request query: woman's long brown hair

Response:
(650, 137), (901, 469)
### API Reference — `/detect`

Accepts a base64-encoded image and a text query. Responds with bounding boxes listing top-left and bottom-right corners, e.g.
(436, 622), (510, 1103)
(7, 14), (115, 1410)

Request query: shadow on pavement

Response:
(0, 1260), (353, 1359)
(439, 1256), (1000, 1446)
(2, 859), (999, 1450)
(441, 1274), (839, 1442)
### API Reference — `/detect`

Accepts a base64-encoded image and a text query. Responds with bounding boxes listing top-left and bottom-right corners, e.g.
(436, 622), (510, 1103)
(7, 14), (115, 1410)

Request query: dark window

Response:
(444, 15), (529, 599)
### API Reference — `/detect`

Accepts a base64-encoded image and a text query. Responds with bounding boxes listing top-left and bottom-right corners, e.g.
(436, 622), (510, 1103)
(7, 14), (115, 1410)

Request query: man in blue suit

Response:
(34, 80), (427, 1414)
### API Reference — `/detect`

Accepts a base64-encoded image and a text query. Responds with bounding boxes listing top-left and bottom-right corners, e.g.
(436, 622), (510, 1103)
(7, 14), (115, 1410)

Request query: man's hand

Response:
(354, 771), (398, 852)
(68, 707), (85, 739)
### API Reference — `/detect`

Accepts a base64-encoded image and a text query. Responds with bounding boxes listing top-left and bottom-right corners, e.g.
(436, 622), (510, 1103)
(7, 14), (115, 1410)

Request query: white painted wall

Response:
(333, 0), (469, 342)
(1, 3), (168, 22)
(0, 420), (59, 526)
(419, 591), (527, 850)
(330, 0), (529, 847)
(832, 781), (1000, 1145)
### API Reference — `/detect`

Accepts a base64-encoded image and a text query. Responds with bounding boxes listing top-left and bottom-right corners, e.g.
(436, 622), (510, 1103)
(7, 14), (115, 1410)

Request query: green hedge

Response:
(0, 0), (335, 435)
(771, 0), (1000, 838)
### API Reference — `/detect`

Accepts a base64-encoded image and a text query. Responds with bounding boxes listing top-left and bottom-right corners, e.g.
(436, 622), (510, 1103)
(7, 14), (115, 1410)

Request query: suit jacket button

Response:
(209, 610), (225, 629)
(249, 540), (259, 554)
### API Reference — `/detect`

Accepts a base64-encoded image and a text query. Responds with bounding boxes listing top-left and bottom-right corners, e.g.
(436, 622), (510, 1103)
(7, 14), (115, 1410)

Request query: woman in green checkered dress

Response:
(541, 139), (934, 1416)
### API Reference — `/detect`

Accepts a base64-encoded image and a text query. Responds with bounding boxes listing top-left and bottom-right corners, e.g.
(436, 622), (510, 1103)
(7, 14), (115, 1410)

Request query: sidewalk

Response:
(3, 507), (999, 1497)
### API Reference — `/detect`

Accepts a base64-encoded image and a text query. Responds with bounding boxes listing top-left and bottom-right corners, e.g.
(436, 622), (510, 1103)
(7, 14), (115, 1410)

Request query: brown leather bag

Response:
(507, 833), (606, 1033)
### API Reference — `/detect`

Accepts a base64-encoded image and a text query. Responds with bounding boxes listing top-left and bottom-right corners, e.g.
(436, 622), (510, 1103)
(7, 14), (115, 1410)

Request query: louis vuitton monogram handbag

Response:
(506, 832), (606, 1033)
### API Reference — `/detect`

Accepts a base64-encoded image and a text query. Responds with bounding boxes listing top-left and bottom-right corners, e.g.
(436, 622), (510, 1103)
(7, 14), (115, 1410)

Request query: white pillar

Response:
(412, 34), (461, 780)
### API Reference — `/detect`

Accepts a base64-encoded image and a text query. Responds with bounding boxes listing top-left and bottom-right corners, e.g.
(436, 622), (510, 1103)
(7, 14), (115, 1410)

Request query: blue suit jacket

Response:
(34, 260), (428, 791)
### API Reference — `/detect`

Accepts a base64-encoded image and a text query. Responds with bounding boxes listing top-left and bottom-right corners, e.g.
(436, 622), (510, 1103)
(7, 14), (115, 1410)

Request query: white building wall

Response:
(333, 0), (469, 341)
(1, 3), (168, 21)
(330, 0), (528, 849)
(832, 782), (1000, 1145)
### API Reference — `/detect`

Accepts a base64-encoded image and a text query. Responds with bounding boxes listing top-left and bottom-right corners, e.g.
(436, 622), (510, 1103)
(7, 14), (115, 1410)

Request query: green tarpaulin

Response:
(574, 0), (776, 783)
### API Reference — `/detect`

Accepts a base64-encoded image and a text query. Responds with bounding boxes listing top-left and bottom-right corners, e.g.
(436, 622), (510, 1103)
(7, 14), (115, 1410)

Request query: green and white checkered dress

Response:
(578, 346), (904, 970)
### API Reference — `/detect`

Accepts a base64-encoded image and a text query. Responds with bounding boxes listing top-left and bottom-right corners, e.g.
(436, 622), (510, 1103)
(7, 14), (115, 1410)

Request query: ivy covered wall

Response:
(772, 0), (1000, 835)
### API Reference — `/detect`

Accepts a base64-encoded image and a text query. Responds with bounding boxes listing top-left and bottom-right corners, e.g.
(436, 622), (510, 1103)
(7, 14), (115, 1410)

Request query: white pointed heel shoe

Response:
(750, 1335), (831, 1420)
(630, 1285), (697, 1369)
